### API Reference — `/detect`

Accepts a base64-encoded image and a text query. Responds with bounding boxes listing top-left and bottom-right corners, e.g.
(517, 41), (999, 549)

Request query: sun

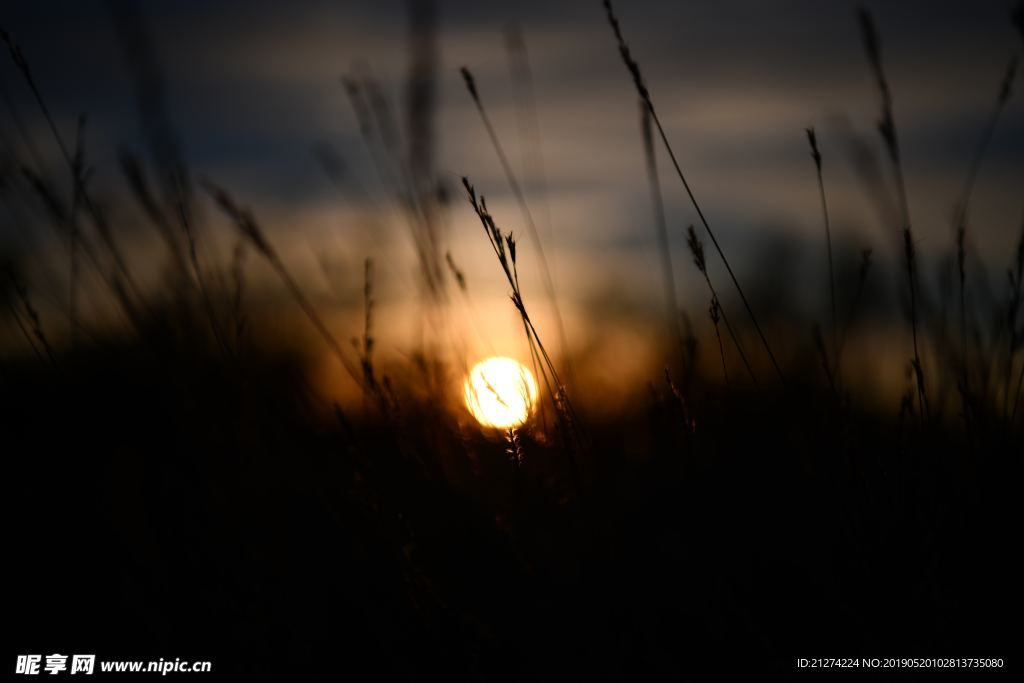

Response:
(464, 357), (539, 429)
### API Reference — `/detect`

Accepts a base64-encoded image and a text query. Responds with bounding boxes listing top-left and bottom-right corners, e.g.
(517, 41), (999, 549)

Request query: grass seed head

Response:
(806, 127), (821, 169)
(686, 225), (707, 274)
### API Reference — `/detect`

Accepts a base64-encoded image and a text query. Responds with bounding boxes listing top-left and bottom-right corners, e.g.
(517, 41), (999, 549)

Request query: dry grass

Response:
(806, 127), (839, 389)
(1, 4), (1022, 677)
(857, 7), (929, 420)
(603, 0), (786, 385)
(461, 176), (582, 454)
(200, 179), (364, 387)
(459, 66), (573, 384)
(686, 225), (757, 386)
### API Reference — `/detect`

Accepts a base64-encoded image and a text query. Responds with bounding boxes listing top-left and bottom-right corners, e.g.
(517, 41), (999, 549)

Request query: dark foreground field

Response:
(5, 327), (1019, 678)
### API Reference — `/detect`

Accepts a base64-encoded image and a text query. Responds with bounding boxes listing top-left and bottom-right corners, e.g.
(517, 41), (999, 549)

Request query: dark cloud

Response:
(1, 0), (1020, 316)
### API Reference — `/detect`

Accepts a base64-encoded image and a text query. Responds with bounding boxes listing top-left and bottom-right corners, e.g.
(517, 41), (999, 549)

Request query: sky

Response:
(2, 0), (1022, 405)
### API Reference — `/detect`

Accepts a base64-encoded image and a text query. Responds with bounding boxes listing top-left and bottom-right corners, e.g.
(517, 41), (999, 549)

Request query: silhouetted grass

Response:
(460, 175), (581, 456)
(686, 225), (757, 386)
(3, 29), (142, 309)
(603, 0), (786, 385)
(201, 179), (364, 386)
(857, 7), (929, 421)
(459, 66), (573, 384)
(640, 101), (684, 375)
(1, 4), (1021, 679)
(806, 127), (839, 388)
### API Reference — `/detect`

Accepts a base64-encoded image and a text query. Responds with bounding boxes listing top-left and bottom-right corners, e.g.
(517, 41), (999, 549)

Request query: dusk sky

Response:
(3, 0), (1022, 402)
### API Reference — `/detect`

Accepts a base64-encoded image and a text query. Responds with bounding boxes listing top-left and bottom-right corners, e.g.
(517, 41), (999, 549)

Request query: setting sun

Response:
(464, 357), (539, 429)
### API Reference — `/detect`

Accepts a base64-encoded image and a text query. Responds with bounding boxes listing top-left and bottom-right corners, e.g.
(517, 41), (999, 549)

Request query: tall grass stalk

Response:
(837, 249), (873, 368)
(686, 226), (758, 387)
(118, 152), (189, 277)
(20, 167), (139, 327)
(603, 0), (785, 385)
(641, 102), (684, 371)
(342, 71), (445, 313)
(0, 72), (46, 173)
(461, 176), (581, 450)
(955, 56), (1017, 425)
(459, 67), (574, 386)
(857, 7), (928, 421)
(503, 27), (562, 415)
(6, 295), (44, 361)
(119, 150), (228, 354)
(68, 116), (87, 345)
(7, 267), (55, 364)
(110, 0), (224, 352)
(709, 296), (729, 387)
(806, 127), (839, 386)
(359, 258), (377, 392)
(2, 30), (141, 306)
(229, 238), (247, 350)
(201, 180), (364, 387)
(813, 324), (837, 397)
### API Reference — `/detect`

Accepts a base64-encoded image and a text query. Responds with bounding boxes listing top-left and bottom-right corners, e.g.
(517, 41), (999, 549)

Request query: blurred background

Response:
(5, 2), (1022, 678)
(2, 0), (1021, 414)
